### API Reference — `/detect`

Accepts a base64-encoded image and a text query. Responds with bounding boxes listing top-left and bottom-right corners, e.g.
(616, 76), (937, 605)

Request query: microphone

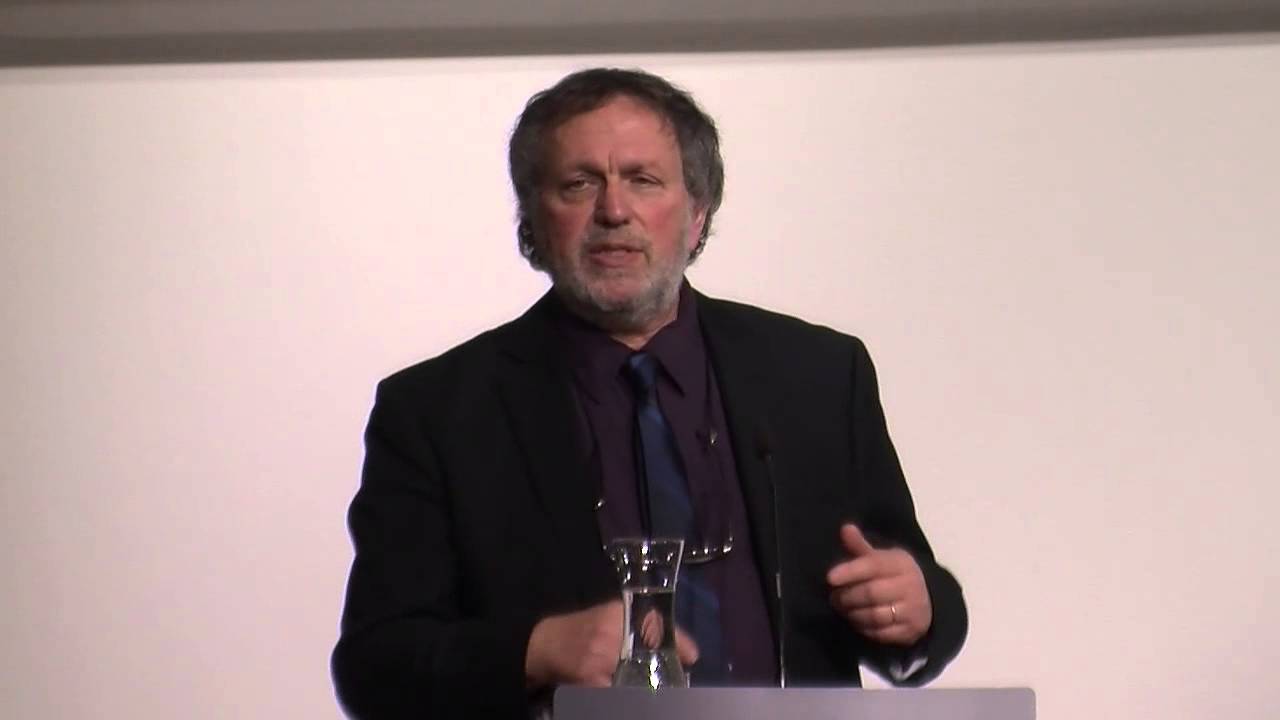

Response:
(755, 425), (788, 689)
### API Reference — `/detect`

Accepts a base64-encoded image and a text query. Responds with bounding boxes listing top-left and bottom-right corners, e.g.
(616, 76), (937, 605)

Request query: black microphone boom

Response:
(755, 424), (788, 689)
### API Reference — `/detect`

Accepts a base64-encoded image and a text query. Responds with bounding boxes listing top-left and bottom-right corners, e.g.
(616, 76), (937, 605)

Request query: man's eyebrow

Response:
(618, 161), (660, 174)
(561, 159), (605, 172)
(545, 162), (601, 179)
(556, 159), (662, 176)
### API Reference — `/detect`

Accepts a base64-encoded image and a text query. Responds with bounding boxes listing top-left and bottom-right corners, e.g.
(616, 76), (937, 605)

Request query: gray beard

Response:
(539, 219), (693, 338)
(551, 265), (684, 337)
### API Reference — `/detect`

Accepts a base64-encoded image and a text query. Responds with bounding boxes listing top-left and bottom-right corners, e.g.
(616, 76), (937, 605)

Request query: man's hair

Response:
(508, 67), (725, 269)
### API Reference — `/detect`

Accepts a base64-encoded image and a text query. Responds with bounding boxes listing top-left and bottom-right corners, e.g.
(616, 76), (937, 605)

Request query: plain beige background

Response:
(2, 37), (1277, 719)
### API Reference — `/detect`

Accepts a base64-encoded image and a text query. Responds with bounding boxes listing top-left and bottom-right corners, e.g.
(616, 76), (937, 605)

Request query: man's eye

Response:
(562, 178), (591, 192)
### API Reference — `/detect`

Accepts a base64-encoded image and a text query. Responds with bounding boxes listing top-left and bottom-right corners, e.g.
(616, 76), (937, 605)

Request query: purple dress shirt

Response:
(554, 283), (778, 685)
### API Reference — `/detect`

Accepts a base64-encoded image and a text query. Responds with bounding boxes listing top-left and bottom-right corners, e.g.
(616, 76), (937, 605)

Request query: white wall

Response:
(2, 37), (1277, 720)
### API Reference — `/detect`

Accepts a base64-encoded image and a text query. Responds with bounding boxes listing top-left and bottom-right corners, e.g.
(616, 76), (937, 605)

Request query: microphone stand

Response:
(756, 427), (788, 689)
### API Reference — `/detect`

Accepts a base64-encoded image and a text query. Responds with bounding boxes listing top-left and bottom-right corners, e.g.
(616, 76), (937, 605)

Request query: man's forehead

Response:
(544, 97), (679, 161)
(553, 95), (674, 138)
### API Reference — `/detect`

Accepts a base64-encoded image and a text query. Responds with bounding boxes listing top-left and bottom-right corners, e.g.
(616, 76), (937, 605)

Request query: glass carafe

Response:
(608, 538), (688, 689)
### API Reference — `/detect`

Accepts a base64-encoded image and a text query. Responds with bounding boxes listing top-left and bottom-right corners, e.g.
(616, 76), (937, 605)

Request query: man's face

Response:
(533, 96), (706, 333)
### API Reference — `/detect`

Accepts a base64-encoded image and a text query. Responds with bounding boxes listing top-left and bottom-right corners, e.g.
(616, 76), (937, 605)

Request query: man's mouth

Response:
(586, 243), (644, 267)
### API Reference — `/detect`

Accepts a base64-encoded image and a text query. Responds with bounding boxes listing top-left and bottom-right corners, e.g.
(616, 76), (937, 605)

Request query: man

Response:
(332, 68), (967, 719)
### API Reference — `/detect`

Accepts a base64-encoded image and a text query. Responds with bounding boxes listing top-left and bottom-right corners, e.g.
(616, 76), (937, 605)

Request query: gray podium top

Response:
(555, 686), (1035, 720)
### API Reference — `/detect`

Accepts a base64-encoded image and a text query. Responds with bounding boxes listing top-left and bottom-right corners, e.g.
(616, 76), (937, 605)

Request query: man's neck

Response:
(608, 301), (679, 350)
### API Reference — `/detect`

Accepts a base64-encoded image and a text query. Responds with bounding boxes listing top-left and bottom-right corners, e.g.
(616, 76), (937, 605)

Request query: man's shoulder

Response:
(374, 303), (542, 400)
(697, 292), (868, 355)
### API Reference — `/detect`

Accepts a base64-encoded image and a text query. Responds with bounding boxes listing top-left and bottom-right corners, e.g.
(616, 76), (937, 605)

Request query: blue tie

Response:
(625, 352), (725, 683)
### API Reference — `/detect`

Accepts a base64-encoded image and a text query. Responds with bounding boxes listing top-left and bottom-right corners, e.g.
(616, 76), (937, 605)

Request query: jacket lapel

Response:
(493, 293), (615, 605)
(697, 293), (785, 629)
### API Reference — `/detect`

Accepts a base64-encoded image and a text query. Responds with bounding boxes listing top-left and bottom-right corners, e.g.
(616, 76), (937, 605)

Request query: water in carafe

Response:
(608, 538), (688, 689)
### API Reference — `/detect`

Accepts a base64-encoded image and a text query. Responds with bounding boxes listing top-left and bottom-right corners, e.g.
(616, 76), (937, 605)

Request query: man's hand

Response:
(638, 607), (664, 650)
(524, 600), (699, 688)
(826, 523), (932, 646)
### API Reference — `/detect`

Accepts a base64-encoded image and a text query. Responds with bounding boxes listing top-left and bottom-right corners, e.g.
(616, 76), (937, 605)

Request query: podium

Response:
(554, 687), (1035, 719)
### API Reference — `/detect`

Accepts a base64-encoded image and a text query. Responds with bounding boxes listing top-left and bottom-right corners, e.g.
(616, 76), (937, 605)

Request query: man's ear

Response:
(689, 204), (708, 247)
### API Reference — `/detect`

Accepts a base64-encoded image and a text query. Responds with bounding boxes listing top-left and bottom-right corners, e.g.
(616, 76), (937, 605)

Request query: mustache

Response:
(582, 228), (648, 253)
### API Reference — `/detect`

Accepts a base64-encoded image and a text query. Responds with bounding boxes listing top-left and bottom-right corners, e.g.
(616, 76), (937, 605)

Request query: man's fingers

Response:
(826, 556), (879, 587)
(861, 623), (916, 647)
(829, 577), (896, 610)
(829, 545), (923, 588)
(839, 523), (876, 557)
(639, 609), (664, 649)
(845, 604), (898, 629)
(674, 626), (700, 666)
(526, 599), (628, 688)
(602, 599), (625, 622)
(827, 543), (934, 648)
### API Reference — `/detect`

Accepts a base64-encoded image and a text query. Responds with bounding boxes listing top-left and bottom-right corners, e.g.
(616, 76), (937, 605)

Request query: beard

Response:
(544, 223), (691, 337)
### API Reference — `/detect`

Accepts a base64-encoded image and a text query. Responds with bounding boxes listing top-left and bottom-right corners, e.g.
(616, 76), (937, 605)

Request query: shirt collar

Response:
(554, 281), (706, 403)
(641, 282), (703, 398)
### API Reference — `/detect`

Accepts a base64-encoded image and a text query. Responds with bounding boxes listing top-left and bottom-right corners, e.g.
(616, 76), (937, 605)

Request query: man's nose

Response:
(593, 181), (631, 227)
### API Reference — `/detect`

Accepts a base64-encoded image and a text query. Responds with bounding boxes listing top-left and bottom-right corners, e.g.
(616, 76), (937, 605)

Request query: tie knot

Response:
(624, 352), (660, 397)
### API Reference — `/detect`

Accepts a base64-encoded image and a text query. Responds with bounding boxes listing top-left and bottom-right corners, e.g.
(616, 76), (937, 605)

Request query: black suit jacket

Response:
(332, 290), (967, 719)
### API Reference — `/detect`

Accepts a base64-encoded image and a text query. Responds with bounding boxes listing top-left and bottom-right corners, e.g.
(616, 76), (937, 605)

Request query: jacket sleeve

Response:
(848, 338), (968, 685)
(331, 380), (539, 719)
